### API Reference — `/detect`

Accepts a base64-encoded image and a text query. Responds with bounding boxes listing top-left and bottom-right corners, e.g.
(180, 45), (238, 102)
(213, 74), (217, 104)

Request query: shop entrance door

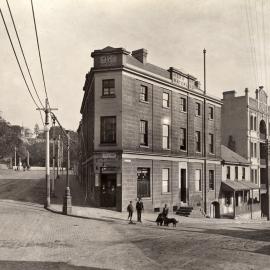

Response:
(100, 173), (116, 207)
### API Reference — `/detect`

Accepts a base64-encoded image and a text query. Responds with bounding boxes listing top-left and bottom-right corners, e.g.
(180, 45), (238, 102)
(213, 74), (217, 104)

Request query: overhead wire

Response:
(244, 0), (258, 89)
(6, 0), (44, 109)
(254, 0), (263, 85)
(262, 0), (268, 92)
(0, 8), (45, 126)
(30, 0), (50, 108)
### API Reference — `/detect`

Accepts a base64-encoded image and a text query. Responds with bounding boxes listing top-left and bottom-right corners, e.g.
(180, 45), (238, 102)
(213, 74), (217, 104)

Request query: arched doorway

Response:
(259, 120), (267, 140)
(211, 201), (220, 218)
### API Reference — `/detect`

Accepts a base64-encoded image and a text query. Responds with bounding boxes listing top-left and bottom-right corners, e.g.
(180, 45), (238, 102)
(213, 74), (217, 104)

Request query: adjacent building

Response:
(222, 88), (267, 216)
(78, 46), (223, 214)
(220, 145), (260, 219)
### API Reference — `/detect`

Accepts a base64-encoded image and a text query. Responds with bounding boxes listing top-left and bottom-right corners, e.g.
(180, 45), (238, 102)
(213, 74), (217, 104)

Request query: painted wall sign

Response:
(99, 55), (117, 66)
(172, 72), (188, 88)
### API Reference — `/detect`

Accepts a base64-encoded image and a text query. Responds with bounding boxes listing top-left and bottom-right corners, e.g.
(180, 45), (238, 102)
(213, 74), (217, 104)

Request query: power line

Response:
(30, 0), (50, 106)
(245, 0), (258, 88)
(6, 0), (44, 109)
(0, 8), (44, 126)
(262, 0), (268, 91)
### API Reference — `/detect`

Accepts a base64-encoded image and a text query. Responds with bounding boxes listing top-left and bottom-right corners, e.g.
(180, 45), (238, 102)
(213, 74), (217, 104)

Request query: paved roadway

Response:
(0, 170), (270, 270)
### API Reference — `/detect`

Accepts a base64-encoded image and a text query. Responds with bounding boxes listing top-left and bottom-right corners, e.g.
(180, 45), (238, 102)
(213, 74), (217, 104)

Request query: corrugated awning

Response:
(222, 180), (260, 191)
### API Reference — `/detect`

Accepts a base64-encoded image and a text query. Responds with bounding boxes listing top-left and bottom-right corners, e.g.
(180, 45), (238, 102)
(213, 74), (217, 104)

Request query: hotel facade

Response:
(78, 46), (222, 214)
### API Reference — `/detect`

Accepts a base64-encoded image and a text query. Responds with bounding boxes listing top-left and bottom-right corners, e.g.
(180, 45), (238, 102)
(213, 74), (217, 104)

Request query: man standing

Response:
(136, 197), (144, 222)
(127, 201), (134, 223)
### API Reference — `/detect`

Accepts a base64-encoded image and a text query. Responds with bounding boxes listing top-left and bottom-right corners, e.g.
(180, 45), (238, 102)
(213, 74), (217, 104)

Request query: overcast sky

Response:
(0, 0), (270, 131)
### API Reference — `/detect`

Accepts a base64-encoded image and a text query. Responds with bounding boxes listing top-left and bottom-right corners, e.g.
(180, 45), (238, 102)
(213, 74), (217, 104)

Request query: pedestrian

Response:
(127, 201), (134, 223)
(162, 204), (169, 218)
(136, 197), (144, 222)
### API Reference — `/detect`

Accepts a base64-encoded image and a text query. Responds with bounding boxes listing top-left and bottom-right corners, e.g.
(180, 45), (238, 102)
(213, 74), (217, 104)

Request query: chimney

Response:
(223, 90), (236, 99)
(131, 48), (148, 64)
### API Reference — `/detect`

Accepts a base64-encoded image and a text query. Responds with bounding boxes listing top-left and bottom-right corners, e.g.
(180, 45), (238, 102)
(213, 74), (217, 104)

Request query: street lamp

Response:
(63, 130), (72, 215)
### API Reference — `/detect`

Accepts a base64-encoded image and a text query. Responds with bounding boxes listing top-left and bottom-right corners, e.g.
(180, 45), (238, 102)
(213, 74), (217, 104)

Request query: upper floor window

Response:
(102, 79), (115, 96)
(163, 92), (169, 108)
(162, 168), (170, 193)
(242, 167), (245, 180)
(180, 97), (187, 112)
(209, 133), (214, 154)
(254, 117), (257, 131)
(140, 120), (148, 146)
(227, 166), (230, 179)
(195, 131), (201, 152)
(100, 116), (116, 144)
(208, 106), (214, 120)
(235, 167), (238, 180)
(180, 128), (187, 151)
(162, 124), (170, 149)
(209, 170), (214, 190)
(195, 102), (201, 116)
(140, 85), (148, 102)
(250, 115), (254, 130)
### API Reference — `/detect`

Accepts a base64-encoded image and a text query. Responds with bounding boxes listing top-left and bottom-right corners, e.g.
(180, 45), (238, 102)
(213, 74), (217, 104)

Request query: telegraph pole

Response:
(27, 150), (30, 168)
(57, 134), (60, 179)
(51, 116), (56, 197)
(63, 131), (72, 214)
(14, 146), (17, 169)
(37, 98), (57, 208)
(203, 48), (207, 215)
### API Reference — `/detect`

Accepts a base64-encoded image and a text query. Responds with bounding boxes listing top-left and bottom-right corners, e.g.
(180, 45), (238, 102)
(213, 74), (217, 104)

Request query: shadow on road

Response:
(0, 260), (112, 270)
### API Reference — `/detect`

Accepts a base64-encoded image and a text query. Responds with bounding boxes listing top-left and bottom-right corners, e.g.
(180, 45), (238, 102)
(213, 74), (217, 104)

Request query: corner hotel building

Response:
(78, 46), (222, 214)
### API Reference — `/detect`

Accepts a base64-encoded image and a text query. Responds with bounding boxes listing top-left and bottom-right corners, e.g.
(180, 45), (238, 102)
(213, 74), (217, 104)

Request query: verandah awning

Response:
(222, 180), (259, 192)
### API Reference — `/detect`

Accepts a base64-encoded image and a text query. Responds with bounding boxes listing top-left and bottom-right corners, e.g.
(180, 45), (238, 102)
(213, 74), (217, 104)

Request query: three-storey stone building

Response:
(222, 87), (268, 216)
(78, 46), (222, 214)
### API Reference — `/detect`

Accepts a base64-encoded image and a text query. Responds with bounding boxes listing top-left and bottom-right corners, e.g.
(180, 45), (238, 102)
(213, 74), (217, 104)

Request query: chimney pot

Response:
(131, 48), (148, 64)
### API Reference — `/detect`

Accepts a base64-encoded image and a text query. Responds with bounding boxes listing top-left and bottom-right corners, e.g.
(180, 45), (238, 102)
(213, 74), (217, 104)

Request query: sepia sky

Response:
(0, 0), (270, 131)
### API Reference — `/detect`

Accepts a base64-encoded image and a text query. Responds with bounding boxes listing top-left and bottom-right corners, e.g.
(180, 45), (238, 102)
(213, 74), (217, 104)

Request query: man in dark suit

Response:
(136, 197), (144, 222)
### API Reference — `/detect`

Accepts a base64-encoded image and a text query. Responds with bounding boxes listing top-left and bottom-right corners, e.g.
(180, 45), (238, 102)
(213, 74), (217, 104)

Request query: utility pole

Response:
(51, 116), (56, 197)
(63, 131), (72, 214)
(14, 146), (17, 170)
(37, 98), (57, 208)
(203, 48), (207, 215)
(57, 134), (60, 179)
(27, 150), (30, 168)
(61, 138), (64, 174)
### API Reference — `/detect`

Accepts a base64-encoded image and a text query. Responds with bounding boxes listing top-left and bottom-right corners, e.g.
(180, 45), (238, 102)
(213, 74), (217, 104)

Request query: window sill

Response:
(99, 143), (117, 146)
(180, 110), (187, 114)
(139, 145), (149, 148)
(180, 149), (187, 152)
(162, 106), (170, 109)
(195, 115), (202, 117)
(195, 151), (202, 154)
(101, 94), (116, 98)
(208, 152), (215, 155)
(139, 100), (149, 104)
(208, 118), (214, 121)
(162, 148), (171, 151)
(161, 192), (171, 195)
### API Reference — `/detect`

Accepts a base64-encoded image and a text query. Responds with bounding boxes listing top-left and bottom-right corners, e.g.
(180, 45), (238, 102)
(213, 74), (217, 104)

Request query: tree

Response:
(34, 124), (39, 138)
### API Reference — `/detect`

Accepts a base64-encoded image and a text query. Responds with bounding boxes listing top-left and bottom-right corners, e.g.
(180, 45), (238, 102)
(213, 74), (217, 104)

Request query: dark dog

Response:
(163, 217), (178, 227)
(156, 213), (164, 226)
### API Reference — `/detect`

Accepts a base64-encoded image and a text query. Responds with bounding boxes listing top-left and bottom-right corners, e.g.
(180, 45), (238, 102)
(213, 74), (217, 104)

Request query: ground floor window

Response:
(137, 168), (150, 198)
(162, 168), (170, 193)
(195, 169), (201, 191)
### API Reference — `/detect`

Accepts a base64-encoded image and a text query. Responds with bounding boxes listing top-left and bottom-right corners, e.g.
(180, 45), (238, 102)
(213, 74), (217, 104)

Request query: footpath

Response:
(49, 174), (267, 226)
